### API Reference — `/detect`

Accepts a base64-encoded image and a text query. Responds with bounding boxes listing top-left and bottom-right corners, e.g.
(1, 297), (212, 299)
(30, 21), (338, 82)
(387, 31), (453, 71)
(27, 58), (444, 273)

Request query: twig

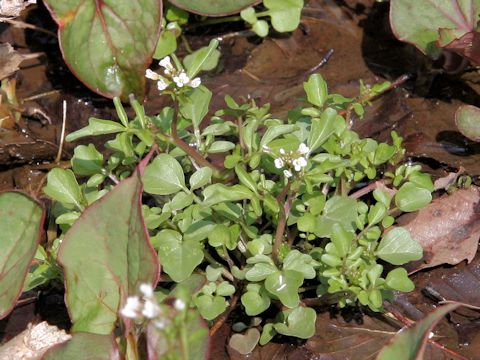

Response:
(3, 18), (57, 38)
(54, 100), (67, 163)
(171, 99), (221, 172)
(209, 290), (241, 337)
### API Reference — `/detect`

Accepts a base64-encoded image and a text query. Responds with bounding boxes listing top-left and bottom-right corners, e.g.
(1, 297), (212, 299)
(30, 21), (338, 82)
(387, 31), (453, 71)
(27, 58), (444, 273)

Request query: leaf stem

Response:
(272, 181), (292, 264)
(171, 99), (221, 172)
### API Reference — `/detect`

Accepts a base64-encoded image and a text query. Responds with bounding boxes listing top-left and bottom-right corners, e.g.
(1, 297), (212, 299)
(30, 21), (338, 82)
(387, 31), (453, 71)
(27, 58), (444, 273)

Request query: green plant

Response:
(37, 41), (432, 353)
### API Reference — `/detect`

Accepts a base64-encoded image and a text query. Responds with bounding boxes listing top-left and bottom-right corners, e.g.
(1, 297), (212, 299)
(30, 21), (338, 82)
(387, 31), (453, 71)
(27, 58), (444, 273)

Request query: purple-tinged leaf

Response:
(455, 104), (480, 141)
(390, 0), (480, 58)
(58, 151), (159, 334)
(442, 31), (480, 65)
(0, 192), (44, 319)
(169, 0), (261, 16)
(42, 333), (120, 360)
(377, 302), (480, 360)
(43, 0), (162, 100)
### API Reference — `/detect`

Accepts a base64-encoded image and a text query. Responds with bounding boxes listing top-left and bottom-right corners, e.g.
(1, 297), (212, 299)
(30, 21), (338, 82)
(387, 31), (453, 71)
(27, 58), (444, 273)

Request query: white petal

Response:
(145, 69), (159, 80)
(190, 77), (201, 88)
(159, 56), (173, 70)
(139, 283), (154, 298)
(174, 298), (186, 311)
(279, 148), (286, 155)
(153, 319), (167, 330)
(274, 158), (284, 169)
(298, 143), (309, 155)
(283, 169), (293, 178)
(262, 145), (270, 152)
(121, 296), (142, 318)
(142, 299), (160, 319)
(173, 76), (184, 87)
(157, 78), (169, 91)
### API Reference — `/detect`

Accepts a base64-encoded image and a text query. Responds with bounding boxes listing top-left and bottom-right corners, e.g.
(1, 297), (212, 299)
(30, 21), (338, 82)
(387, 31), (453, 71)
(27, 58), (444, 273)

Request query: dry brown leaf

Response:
(0, 0), (35, 19)
(399, 187), (480, 272)
(0, 43), (39, 80)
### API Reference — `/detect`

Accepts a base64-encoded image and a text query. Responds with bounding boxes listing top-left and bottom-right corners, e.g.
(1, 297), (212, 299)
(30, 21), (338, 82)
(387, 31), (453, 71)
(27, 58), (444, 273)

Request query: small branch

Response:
(171, 100), (221, 172)
(209, 290), (241, 337)
(272, 182), (292, 263)
(3, 18), (57, 38)
(54, 100), (67, 163)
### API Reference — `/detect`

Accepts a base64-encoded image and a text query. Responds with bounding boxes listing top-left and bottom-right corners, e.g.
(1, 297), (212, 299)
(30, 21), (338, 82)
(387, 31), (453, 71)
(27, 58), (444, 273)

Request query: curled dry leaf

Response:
(398, 187), (480, 273)
(0, 43), (40, 80)
(0, 0), (35, 18)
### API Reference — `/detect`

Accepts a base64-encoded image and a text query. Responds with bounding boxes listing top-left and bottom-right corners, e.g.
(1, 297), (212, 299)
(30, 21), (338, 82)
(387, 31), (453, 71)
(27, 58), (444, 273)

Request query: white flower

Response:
(174, 298), (186, 311)
(142, 299), (161, 319)
(283, 169), (293, 178)
(292, 157), (307, 171)
(121, 296), (142, 319)
(190, 77), (201, 88)
(159, 56), (174, 74)
(262, 145), (270, 152)
(274, 158), (284, 169)
(173, 71), (190, 88)
(157, 77), (169, 91)
(145, 69), (160, 80)
(298, 143), (309, 155)
(139, 283), (154, 298)
(153, 319), (167, 330)
(279, 148), (286, 155)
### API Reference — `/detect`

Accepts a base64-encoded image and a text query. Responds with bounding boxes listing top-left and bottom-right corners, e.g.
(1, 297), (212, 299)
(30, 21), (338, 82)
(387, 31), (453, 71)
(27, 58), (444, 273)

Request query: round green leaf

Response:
(273, 307), (316, 339)
(264, 270), (303, 308)
(455, 104), (480, 141)
(386, 268), (415, 292)
(143, 154), (186, 195)
(395, 182), (432, 212)
(376, 227), (423, 265)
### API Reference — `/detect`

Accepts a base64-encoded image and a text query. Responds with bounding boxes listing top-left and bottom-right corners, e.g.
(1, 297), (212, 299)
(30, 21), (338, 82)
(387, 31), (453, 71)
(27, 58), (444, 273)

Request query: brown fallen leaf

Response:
(0, 43), (40, 81)
(398, 187), (480, 273)
(0, 0), (35, 19)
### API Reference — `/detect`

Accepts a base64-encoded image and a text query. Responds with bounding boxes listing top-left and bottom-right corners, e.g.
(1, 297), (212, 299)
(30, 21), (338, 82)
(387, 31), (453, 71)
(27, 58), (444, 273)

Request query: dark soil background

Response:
(1, 0), (480, 358)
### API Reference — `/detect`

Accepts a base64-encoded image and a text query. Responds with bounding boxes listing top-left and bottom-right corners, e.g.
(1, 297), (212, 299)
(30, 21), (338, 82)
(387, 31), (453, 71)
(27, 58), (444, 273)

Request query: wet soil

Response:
(1, 0), (480, 359)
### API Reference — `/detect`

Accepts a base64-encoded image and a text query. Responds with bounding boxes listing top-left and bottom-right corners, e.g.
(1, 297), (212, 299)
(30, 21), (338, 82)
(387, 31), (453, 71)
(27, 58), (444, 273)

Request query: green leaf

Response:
(264, 270), (303, 308)
(216, 281), (235, 296)
(385, 268), (415, 292)
(157, 229), (204, 282)
(71, 144), (103, 176)
(307, 108), (338, 153)
(179, 85), (212, 129)
(330, 224), (353, 258)
(194, 294), (227, 320)
(283, 250), (317, 279)
(44, 0), (162, 100)
(260, 124), (298, 148)
(43, 168), (84, 210)
(241, 284), (271, 316)
(252, 20), (269, 37)
(240, 7), (257, 24)
(229, 328), (261, 355)
(0, 193), (44, 319)
(168, 0), (261, 16)
(368, 203), (387, 226)
(207, 141), (236, 153)
(153, 30), (177, 60)
(58, 154), (159, 334)
(274, 307), (316, 339)
(455, 104), (480, 141)
(66, 118), (125, 142)
(376, 227), (423, 265)
(377, 303), (462, 360)
(315, 196), (357, 238)
(43, 333), (120, 360)
(183, 39), (220, 78)
(373, 143), (396, 165)
(395, 182), (432, 212)
(203, 184), (253, 206)
(245, 262), (278, 282)
(260, 323), (276, 345)
(390, 0), (479, 58)
(189, 167), (213, 190)
(303, 73), (328, 107)
(264, 0), (304, 32)
(143, 154), (186, 195)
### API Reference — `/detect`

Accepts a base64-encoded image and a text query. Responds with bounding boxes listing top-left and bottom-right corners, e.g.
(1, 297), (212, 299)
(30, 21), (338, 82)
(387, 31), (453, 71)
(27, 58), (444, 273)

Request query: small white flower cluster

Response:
(120, 283), (187, 330)
(265, 143), (309, 178)
(145, 56), (201, 91)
